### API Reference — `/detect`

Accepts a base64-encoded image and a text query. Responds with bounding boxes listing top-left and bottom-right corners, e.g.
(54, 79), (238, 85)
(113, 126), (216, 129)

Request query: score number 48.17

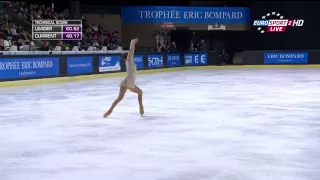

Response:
(66, 34), (80, 39)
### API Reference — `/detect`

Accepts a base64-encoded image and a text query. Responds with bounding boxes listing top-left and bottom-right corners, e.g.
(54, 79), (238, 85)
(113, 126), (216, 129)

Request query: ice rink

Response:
(1, 68), (320, 180)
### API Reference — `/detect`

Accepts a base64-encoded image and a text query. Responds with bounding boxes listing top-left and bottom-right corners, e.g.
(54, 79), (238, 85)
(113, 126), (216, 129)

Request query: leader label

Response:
(34, 26), (52, 31)
(33, 26), (61, 32)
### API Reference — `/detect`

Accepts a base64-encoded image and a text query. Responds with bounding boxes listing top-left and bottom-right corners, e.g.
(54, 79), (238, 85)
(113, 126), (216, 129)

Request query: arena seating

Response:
(0, 1), (121, 51)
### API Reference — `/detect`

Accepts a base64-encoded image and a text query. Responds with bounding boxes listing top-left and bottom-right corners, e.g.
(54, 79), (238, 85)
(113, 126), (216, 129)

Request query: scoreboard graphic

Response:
(32, 20), (82, 40)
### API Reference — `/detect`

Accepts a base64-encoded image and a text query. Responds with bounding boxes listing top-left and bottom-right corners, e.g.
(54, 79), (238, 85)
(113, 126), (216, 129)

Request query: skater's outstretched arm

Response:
(126, 38), (138, 62)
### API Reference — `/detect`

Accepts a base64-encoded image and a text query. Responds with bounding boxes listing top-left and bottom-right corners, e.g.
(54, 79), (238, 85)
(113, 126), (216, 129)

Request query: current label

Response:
(32, 33), (61, 40)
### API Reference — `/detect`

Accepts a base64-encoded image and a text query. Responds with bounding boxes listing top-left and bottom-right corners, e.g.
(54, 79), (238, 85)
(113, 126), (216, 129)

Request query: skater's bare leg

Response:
(126, 38), (139, 62)
(128, 85), (144, 115)
(103, 86), (127, 118)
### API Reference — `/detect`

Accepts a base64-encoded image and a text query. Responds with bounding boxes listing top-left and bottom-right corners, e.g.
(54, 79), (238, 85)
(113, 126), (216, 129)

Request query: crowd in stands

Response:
(0, 1), (120, 51)
(76, 21), (120, 51)
(155, 31), (176, 53)
(0, 7), (30, 51)
(157, 40), (177, 53)
(189, 39), (206, 51)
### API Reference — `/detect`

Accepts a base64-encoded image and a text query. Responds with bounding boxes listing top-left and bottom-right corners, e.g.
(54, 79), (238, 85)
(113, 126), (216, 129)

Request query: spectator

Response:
(39, 41), (50, 51)
(2, 25), (10, 39)
(9, 23), (17, 37)
(56, 40), (65, 51)
(0, 10), (7, 27)
(198, 39), (205, 51)
(218, 49), (228, 65)
(0, 36), (5, 51)
(76, 41), (84, 51)
(92, 39), (99, 47)
(16, 25), (23, 34)
(20, 31), (28, 42)
(15, 38), (24, 47)
(193, 42), (199, 51)
(107, 42), (113, 50)
(189, 42), (194, 51)
(99, 34), (105, 45)
(57, 41), (62, 46)
(169, 41), (177, 52)
(160, 43), (166, 53)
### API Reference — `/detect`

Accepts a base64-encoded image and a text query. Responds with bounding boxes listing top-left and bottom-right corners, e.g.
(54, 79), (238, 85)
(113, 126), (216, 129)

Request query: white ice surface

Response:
(0, 69), (320, 180)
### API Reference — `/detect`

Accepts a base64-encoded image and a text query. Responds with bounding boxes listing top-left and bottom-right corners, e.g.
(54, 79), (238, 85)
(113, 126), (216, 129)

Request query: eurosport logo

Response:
(252, 11), (304, 33)
(148, 54), (163, 68)
(184, 53), (208, 66)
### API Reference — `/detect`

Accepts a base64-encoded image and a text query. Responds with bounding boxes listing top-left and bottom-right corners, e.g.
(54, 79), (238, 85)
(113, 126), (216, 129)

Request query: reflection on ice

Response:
(0, 68), (320, 180)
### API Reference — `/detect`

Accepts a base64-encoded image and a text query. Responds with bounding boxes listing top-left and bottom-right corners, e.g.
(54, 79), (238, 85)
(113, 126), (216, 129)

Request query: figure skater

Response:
(103, 38), (144, 118)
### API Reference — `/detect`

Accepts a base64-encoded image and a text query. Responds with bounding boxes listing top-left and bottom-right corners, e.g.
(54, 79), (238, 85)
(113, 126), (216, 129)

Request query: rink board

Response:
(1, 64), (320, 88)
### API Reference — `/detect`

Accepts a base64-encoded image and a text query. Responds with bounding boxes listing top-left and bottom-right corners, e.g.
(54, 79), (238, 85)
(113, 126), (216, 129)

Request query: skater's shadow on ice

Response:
(141, 115), (166, 120)
(112, 112), (167, 121)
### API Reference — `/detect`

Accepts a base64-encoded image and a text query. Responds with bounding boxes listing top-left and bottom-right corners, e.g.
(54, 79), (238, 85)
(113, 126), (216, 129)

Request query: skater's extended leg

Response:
(128, 85), (144, 115)
(103, 86), (127, 118)
(126, 38), (139, 62)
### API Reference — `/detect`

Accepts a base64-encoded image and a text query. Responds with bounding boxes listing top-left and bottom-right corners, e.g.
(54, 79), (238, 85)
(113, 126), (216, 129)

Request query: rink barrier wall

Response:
(0, 52), (218, 82)
(1, 50), (320, 85)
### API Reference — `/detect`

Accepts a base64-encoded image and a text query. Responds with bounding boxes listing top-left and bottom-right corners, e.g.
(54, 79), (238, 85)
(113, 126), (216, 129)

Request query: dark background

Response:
(74, 1), (319, 51)
(249, 2), (318, 50)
